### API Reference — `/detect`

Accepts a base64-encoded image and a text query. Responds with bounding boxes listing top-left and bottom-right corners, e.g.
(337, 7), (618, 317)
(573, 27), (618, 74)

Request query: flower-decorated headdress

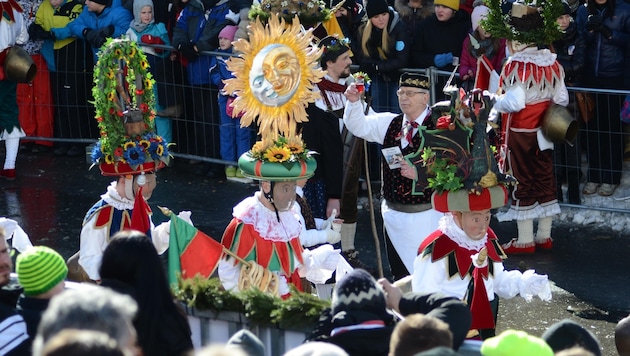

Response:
(249, 0), (332, 27)
(481, 0), (563, 47)
(224, 13), (324, 181)
(407, 89), (516, 212)
(318, 35), (351, 66)
(90, 39), (170, 176)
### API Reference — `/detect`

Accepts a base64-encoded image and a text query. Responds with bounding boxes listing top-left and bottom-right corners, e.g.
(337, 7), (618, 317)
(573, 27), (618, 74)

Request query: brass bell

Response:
(4, 46), (37, 83)
(542, 104), (578, 144)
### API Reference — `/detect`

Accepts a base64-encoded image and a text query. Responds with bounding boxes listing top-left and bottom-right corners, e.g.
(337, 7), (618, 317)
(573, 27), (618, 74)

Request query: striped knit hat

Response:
(17, 246), (67, 296)
(432, 185), (508, 213)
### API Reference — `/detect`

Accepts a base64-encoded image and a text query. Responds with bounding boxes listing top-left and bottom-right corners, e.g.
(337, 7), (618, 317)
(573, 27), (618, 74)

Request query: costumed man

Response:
(343, 72), (442, 281)
(0, 0), (29, 180)
(483, 0), (569, 254)
(66, 39), (179, 282)
(411, 90), (551, 340)
(218, 13), (344, 298)
(315, 35), (372, 271)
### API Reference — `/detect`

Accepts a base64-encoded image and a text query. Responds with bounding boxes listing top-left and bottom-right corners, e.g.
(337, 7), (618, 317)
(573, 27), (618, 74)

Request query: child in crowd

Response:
(210, 25), (253, 179)
(51, 0), (132, 61)
(552, 1), (585, 204)
(126, 0), (174, 143)
(459, 2), (506, 90)
(29, 0), (90, 158)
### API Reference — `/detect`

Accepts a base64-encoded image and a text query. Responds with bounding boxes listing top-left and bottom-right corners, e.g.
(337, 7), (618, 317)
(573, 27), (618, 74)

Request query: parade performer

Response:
(0, 0), (29, 180)
(412, 90), (551, 340)
(483, 0), (569, 254)
(343, 72), (442, 280)
(67, 39), (178, 282)
(315, 35), (372, 271)
(218, 13), (344, 298)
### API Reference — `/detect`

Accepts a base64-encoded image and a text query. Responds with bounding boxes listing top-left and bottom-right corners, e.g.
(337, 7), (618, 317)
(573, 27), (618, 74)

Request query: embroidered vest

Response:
(382, 115), (432, 205)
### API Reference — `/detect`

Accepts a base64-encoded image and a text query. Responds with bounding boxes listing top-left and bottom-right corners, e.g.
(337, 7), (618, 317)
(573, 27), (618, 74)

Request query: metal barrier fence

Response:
(19, 46), (630, 212)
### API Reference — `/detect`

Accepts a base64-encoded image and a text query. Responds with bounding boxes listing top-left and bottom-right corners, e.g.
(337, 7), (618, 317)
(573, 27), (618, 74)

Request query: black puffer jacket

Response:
(575, 0), (630, 79)
(409, 9), (471, 71)
(357, 7), (410, 82)
(552, 21), (586, 85)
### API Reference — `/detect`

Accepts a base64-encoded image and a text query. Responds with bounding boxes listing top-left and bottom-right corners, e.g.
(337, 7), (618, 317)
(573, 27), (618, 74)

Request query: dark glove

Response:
(434, 52), (453, 68)
(178, 42), (198, 60)
(600, 25), (612, 39)
(28, 22), (46, 41)
(586, 14), (603, 31)
(84, 28), (104, 48)
(99, 24), (115, 38)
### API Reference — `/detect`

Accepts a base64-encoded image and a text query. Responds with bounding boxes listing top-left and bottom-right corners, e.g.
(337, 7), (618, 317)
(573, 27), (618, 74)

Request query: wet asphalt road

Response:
(2, 149), (629, 355)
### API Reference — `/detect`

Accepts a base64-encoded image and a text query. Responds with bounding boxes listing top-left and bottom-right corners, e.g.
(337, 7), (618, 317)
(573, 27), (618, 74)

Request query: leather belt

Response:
(384, 200), (432, 213)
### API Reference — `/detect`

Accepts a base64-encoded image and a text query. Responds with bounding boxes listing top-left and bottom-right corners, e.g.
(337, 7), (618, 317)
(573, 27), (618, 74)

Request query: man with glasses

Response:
(343, 72), (442, 281)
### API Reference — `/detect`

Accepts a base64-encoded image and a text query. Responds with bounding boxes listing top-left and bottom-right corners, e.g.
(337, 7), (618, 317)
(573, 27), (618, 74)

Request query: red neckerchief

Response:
(317, 78), (347, 111)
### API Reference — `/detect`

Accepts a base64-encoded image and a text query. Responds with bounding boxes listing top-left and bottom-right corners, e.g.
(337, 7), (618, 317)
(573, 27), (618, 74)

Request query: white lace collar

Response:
(510, 47), (557, 67)
(101, 182), (134, 210)
(233, 194), (302, 242)
(438, 214), (488, 251)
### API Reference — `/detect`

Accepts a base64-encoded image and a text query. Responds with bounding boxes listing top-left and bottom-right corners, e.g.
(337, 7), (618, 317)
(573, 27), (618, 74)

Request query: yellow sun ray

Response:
(224, 13), (325, 140)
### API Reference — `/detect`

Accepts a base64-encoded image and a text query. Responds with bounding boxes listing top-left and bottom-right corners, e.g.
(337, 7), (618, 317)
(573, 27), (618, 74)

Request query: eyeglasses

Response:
(396, 89), (427, 98)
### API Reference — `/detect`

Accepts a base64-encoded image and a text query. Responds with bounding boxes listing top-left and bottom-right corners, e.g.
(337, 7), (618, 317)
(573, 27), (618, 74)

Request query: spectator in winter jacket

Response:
(552, 1), (585, 205)
(576, 0), (630, 197)
(394, 0), (434, 46)
(126, 0), (175, 143)
(358, 0), (410, 112)
(409, 0), (470, 100)
(210, 24), (253, 179)
(29, 0), (92, 158)
(459, 2), (506, 91)
(51, 0), (133, 61)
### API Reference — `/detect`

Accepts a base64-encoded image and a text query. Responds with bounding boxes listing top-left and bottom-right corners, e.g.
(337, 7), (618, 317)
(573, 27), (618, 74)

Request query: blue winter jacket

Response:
(52, 4), (133, 61)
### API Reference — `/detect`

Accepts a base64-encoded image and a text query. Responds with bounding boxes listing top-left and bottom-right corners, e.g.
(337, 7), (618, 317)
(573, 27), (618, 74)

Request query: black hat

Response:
(318, 36), (351, 66)
(365, 0), (389, 18)
(330, 0), (355, 12)
(560, 1), (571, 15)
(542, 319), (602, 356)
(399, 72), (430, 90)
(331, 269), (386, 316)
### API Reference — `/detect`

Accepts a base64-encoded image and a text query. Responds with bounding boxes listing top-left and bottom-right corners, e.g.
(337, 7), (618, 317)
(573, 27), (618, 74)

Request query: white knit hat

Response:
(471, 5), (490, 31)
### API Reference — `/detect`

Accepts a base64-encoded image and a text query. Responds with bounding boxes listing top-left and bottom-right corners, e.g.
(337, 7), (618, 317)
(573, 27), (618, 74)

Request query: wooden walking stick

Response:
(362, 96), (385, 279)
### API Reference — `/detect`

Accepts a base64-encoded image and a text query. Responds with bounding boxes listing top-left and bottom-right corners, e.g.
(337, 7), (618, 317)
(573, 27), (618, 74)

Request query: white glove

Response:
(326, 228), (341, 244)
(519, 269), (552, 302)
(177, 211), (193, 225)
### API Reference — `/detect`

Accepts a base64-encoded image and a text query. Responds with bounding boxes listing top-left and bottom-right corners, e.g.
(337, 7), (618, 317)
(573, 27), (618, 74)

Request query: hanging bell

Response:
(4, 46), (37, 83)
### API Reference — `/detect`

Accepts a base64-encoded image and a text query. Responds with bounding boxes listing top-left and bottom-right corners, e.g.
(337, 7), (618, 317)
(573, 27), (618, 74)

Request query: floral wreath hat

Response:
(90, 39), (171, 176)
(224, 13), (325, 181)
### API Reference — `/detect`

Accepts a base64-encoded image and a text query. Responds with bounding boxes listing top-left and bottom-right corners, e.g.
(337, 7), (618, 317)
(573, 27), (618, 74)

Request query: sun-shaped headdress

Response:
(223, 13), (324, 181)
(223, 13), (325, 139)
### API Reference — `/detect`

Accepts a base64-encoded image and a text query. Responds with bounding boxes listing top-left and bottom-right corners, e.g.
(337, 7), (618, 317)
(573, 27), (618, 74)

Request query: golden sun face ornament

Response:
(224, 13), (325, 138)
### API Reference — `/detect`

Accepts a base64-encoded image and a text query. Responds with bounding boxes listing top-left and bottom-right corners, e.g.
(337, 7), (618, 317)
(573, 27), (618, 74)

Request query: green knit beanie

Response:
(481, 330), (554, 356)
(17, 246), (68, 296)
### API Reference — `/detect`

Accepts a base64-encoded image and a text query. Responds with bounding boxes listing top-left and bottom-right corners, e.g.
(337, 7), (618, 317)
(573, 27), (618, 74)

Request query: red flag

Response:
(130, 186), (151, 235)
(474, 55), (499, 92)
(168, 214), (224, 287)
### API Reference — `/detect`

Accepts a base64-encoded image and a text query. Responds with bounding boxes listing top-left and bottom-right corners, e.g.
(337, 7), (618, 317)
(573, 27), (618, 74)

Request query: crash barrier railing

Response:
(20, 45), (630, 212)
